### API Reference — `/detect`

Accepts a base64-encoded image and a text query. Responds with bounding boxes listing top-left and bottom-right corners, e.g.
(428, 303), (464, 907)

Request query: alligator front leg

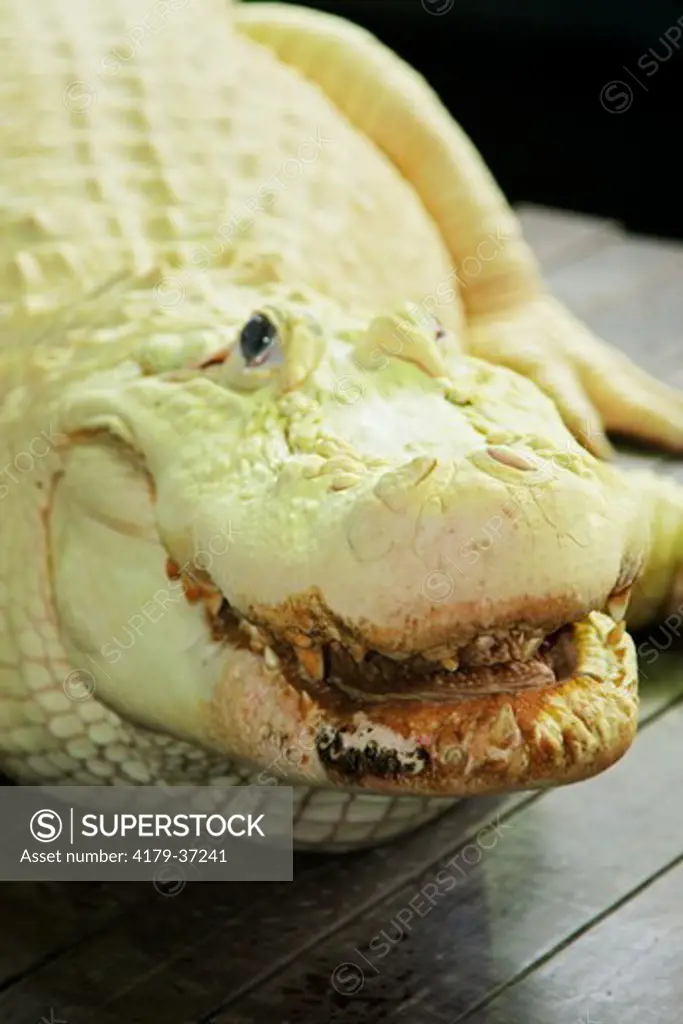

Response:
(466, 296), (683, 459)
(235, 2), (683, 459)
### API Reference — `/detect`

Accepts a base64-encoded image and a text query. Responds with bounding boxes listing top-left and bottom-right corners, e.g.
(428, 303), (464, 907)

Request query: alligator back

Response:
(0, 0), (463, 331)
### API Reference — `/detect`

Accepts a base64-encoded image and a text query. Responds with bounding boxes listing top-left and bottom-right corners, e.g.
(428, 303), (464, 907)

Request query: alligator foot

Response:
(466, 293), (683, 459)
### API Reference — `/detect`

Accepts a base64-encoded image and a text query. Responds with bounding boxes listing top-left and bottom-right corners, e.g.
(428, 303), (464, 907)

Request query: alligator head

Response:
(48, 270), (647, 796)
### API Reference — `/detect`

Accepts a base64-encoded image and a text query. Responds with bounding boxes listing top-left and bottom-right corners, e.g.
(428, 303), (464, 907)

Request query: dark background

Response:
(248, 0), (683, 240)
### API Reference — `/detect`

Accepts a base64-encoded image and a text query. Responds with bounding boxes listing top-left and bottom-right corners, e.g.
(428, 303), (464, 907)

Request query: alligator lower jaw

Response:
(300, 614), (636, 798)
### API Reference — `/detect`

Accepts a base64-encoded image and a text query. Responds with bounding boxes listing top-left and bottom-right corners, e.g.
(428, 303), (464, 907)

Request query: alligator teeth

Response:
(608, 621), (626, 645)
(286, 630), (313, 649)
(204, 593), (224, 618)
(607, 585), (632, 623)
(348, 642), (367, 663)
(470, 635), (496, 655)
(423, 645), (457, 662)
(298, 690), (316, 715)
(240, 621), (266, 653)
(165, 558), (181, 580)
(263, 646), (280, 670)
(520, 637), (543, 659)
(295, 646), (325, 682)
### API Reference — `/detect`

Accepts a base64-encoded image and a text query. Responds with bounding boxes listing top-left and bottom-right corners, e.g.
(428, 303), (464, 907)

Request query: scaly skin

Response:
(1, 0), (683, 850)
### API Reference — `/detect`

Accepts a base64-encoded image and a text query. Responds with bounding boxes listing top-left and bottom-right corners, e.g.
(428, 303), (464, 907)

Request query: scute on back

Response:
(0, 0), (464, 337)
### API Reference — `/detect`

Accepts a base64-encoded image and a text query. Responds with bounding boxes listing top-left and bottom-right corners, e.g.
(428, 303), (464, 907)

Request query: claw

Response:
(295, 646), (325, 682)
(580, 347), (683, 454)
(348, 642), (367, 663)
(466, 294), (683, 457)
(558, 300), (683, 453)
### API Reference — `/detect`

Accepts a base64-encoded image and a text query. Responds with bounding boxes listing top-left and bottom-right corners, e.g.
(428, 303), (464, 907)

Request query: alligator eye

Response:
(239, 313), (278, 366)
(433, 319), (447, 341)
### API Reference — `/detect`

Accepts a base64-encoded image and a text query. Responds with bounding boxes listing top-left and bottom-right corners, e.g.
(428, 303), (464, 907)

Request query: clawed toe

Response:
(466, 294), (683, 457)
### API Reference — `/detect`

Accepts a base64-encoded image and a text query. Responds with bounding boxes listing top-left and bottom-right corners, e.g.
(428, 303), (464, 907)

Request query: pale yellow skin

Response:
(1, 0), (683, 849)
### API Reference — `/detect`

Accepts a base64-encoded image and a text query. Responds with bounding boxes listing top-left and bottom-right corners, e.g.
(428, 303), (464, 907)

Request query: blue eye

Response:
(239, 313), (278, 366)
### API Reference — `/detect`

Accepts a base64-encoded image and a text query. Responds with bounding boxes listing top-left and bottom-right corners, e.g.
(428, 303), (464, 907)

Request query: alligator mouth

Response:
(169, 557), (624, 705)
(170, 558), (638, 797)
(178, 565), (607, 704)
(204, 598), (567, 704)
(319, 627), (577, 703)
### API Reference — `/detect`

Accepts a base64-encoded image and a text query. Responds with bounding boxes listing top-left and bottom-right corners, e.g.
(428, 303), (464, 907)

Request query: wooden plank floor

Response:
(2, 205), (683, 1024)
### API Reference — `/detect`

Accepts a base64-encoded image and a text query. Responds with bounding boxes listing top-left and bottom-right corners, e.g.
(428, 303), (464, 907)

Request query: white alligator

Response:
(2, 0), (683, 849)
